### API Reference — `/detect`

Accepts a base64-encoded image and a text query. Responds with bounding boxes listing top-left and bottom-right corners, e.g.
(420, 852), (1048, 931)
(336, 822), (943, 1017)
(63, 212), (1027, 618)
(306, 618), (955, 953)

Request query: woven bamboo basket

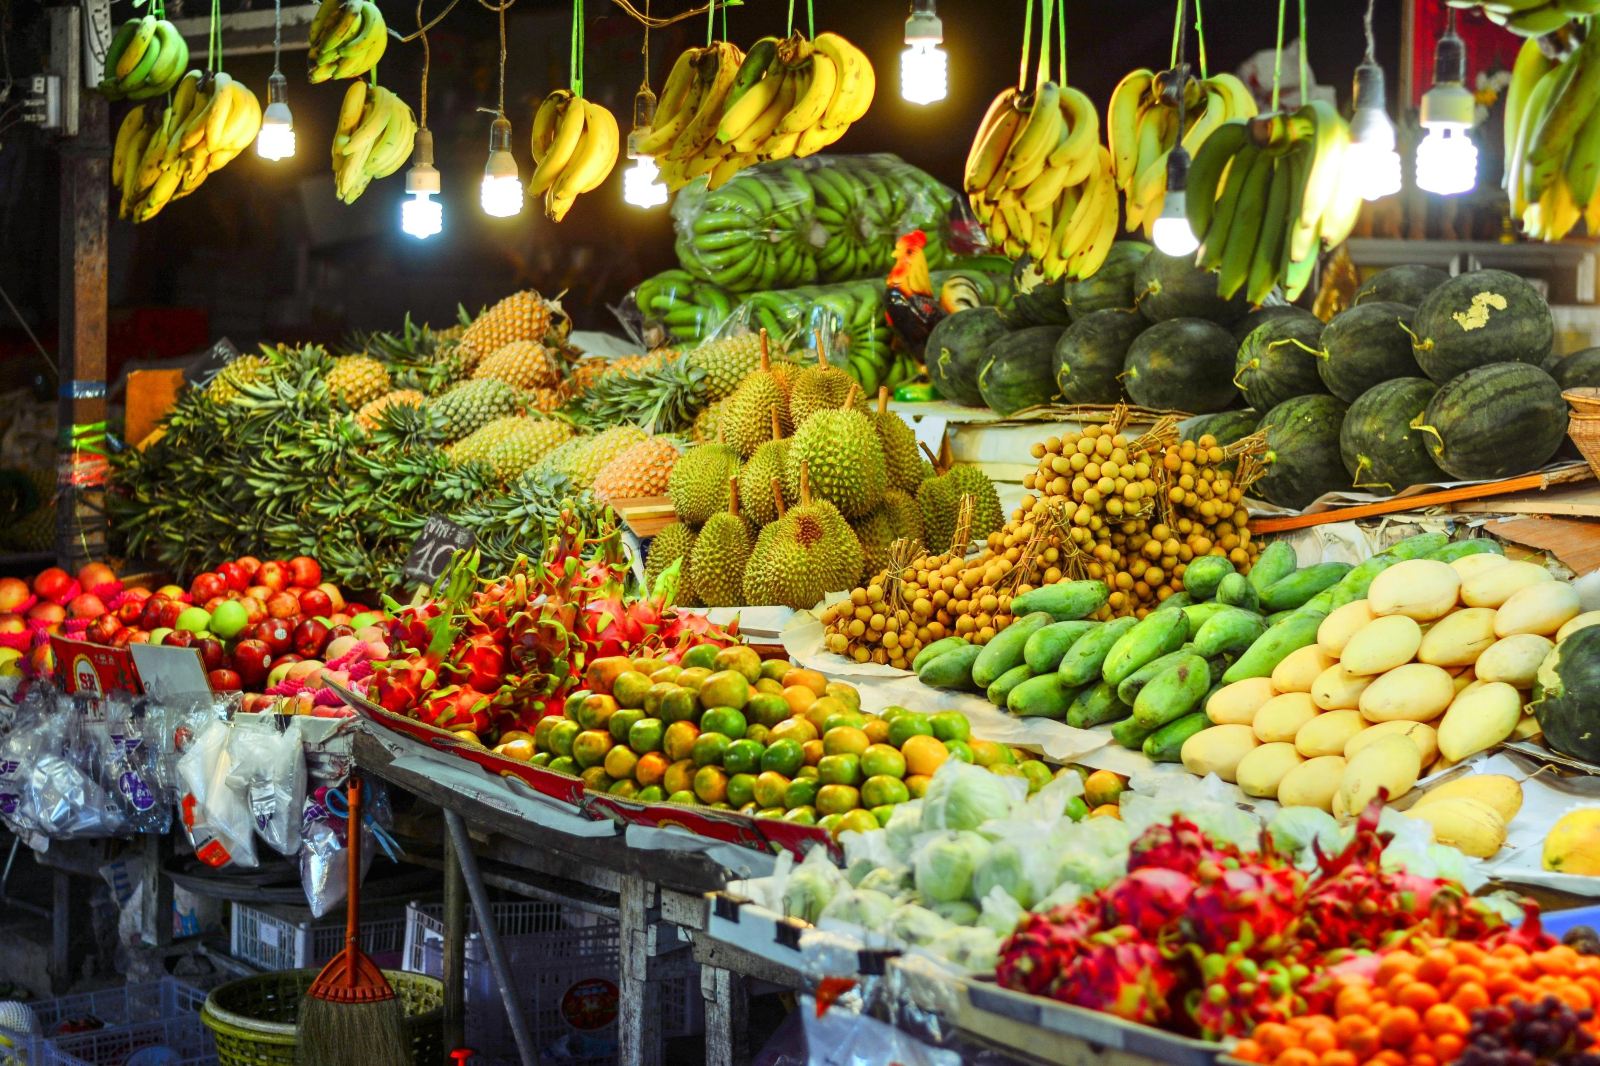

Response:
(1566, 388), (1600, 478)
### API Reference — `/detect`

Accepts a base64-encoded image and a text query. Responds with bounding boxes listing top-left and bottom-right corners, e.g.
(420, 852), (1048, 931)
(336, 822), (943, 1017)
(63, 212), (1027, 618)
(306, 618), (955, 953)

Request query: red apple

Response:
(122, 587), (151, 603)
(203, 596), (228, 613)
(258, 561), (291, 592)
(112, 628), (138, 647)
(326, 623), (355, 641)
(232, 640), (273, 686)
(159, 601), (185, 628)
(163, 629), (195, 648)
(287, 556), (323, 589)
(317, 583), (346, 612)
(0, 577), (29, 612)
(189, 572), (227, 603)
(67, 593), (107, 620)
(237, 555), (262, 577)
(297, 588), (333, 617)
(27, 602), (65, 627)
(117, 600), (145, 625)
(266, 591), (300, 619)
(86, 615), (123, 644)
(155, 584), (185, 599)
(267, 655), (303, 687)
(76, 562), (116, 591)
(0, 613), (24, 636)
(140, 595), (169, 631)
(246, 584), (272, 601)
(256, 620), (293, 655)
(239, 596), (268, 624)
(293, 618), (331, 658)
(195, 638), (226, 671)
(207, 668), (242, 692)
(33, 567), (72, 601)
(216, 561), (249, 593)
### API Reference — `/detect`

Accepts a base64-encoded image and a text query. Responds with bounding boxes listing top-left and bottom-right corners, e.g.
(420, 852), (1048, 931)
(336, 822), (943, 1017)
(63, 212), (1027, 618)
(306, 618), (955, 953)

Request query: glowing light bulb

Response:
(480, 116), (522, 217)
(256, 72), (295, 161)
(1152, 151), (1198, 257)
(623, 155), (669, 208)
(401, 129), (442, 238)
(902, 2), (946, 106)
(1346, 61), (1401, 201)
(1416, 21), (1477, 197)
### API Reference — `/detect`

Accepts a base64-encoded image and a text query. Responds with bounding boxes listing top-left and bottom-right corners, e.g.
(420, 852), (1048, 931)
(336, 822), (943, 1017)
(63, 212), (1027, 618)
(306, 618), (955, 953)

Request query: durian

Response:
(787, 346), (858, 429)
(871, 386), (925, 494)
(853, 488), (925, 580)
(742, 464), (864, 609)
(720, 335), (791, 459)
(668, 442), (740, 526)
(645, 521), (700, 605)
(782, 387), (885, 519)
(919, 464), (1003, 553)
(688, 479), (755, 608)
(736, 409), (788, 528)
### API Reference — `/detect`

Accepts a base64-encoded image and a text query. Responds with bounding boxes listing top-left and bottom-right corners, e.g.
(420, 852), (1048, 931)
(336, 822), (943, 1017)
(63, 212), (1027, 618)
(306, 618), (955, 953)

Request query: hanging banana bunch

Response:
(1109, 68), (1256, 237)
(1444, 0), (1600, 37)
(632, 40), (746, 190)
(529, 91), (620, 221)
(307, 0), (388, 83)
(1185, 102), (1357, 304)
(703, 30), (876, 185)
(1504, 29), (1600, 241)
(964, 0), (1114, 280)
(100, 13), (189, 101)
(114, 70), (261, 223)
(331, 81), (418, 204)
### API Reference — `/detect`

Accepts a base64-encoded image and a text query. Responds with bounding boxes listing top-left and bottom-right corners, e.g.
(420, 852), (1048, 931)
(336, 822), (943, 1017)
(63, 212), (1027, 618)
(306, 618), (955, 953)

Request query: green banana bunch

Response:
(100, 15), (188, 101)
(1505, 29), (1600, 240)
(1446, 0), (1600, 36)
(331, 81), (417, 203)
(307, 0), (387, 83)
(633, 269), (735, 346)
(1186, 103), (1358, 304)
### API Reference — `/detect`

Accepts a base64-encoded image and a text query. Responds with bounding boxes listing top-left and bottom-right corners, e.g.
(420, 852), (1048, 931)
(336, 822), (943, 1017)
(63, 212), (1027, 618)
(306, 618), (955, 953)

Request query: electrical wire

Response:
(1363, 0), (1376, 65)
(0, 277), (59, 384)
(416, 0), (430, 127)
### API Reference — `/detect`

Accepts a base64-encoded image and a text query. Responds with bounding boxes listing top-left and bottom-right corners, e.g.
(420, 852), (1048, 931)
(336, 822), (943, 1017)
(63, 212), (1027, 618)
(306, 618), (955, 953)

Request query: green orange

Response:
(608, 779), (639, 799)
(836, 808), (880, 835)
(610, 670), (652, 709)
(886, 712), (934, 747)
(667, 790), (697, 805)
(636, 785), (664, 803)
(628, 718), (665, 754)
(548, 719), (580, 757)
(817, 753), (861, 786)
(784, 776), (820, 810)
(659, 687), (700, 724)
(816, 784), (860, 815)
(603, 745), (639, 782)
(692, 765), (729, 804)
(859, 743), (906, 779)
(691, 732), (731, 768)
(822, 726), (870, 757)
(609, 708), (645, 744)
(663, 758), (696, 796)
(726, 772), (757, 808)
(547, 755), (577, 776)
(782, 806), (817, 825)
(768, 717), (817, 745)
(860, 774), (910, 808)
(929, 711), (970, 742)
(579, 766), (613, 792)
(723, 738), (764, 775)
(572, 729), (614, 769)
(745, 693), (792, 728)
(678, 643), (718, 670)
(663, 720), (700, 762)
(533, 716), (559, 751)
(753, 770), (790, 808)
(943, 739), (974, 764)
(577, 694), (619, 732)
(1020, 759), (1053, 793)
(634, 751), (670, 787)
(699, 706), (748, 739)
(760, 738), (805, 776)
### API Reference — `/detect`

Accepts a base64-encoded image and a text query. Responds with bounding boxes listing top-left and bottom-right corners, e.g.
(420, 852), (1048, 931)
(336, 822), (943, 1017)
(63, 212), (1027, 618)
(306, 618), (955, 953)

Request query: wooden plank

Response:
(1483, 517), (1600, 574)
(700, 966), (749, 1066)
(1452, 483), (1600, 518)
(618, 878), (663, 1066)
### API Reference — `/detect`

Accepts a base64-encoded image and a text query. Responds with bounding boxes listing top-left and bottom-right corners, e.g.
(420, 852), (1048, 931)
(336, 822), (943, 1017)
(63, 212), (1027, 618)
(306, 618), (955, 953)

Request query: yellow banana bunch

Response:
(635, 40), (745, 192)
(529, 90), (620, 221)
(99, 15), (188, 101)
(1108, 68), (1257, 238)
(964, 80), (1114, 280)
(331, 81), (418, 204)
(307, 0), (387, 83)
(115, 71), (261, 223)
(1504, 30), (1600, 241)
(1184, 102), (1355, 304)
(1446, 0), (1600, 36)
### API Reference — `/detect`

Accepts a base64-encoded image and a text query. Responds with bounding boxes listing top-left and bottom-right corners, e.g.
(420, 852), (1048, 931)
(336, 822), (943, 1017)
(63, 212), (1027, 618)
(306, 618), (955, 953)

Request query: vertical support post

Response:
(618, 878), (662, 1066)
(51, 870), (71, 991)
(442, 825), (468, 1054)
(140, 833), (173, 947)
(700, 965), (748, 1066)
(56, 82), (110, 570)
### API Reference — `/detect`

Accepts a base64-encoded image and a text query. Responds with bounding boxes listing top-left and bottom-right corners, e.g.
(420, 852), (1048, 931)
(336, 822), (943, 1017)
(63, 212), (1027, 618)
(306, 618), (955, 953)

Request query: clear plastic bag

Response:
(29, 702), (126, 839)
(75, 691), (170, 835)
(226, 718), (306, 856)
(299, 775), (388, 917)
(175, 716), (258, 869)
(671, 154), (967, 293)
(0, 685), (52, 837)
(620, 268), (735, 349)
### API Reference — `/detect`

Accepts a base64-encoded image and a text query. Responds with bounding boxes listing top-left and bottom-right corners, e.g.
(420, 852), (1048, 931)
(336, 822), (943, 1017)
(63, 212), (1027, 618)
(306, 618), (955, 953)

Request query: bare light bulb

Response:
(1347, 62), (1401, 201)
(256, 72), (295, 161)
(402, 129), (442, 238)
(623, 155), (669, 208)
(480, 116), (523, 217)
(1152, 151), (1199, 257)
(1416, 22), (1477, 197)
(902, 2), (946, 106)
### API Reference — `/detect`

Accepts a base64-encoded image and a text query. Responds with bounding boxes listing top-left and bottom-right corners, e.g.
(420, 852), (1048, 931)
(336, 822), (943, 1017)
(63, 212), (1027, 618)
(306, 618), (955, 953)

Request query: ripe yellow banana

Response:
(774, 52), (837, 136)
(1004, 82), (1064, 191)
(530, 97), (587, 195)
(1049, 86), (1100, 185)
(1108, 68), (1155, 187)
(532, 89), (571, 162)
(966, 89), (1019, 193)
(548, 100), (619, 219)
(717, 70), (783, 144)
(337, 80), (368, 135)
(731, 70), (795, 155)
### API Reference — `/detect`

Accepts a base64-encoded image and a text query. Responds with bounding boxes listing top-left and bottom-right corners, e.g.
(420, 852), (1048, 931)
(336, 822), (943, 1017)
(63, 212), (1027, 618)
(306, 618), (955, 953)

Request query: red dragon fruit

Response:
(1183, 857), (1305, 955)
(1126, 817), (1243, 878)
(997, 900), (1103, 997)
(1049, 924), (1183, 1025)
(1102, 867), (1196, 937)
(418, 685), (494, 733)
(445, 633), (508, 693)
(1187, 949), (1310, 1040)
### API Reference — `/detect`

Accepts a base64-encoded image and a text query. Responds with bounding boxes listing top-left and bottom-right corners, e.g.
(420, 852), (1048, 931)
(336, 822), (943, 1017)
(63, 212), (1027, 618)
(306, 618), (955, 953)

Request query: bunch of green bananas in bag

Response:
(672, 154), (958, 293)
(632, 269), (735, 347)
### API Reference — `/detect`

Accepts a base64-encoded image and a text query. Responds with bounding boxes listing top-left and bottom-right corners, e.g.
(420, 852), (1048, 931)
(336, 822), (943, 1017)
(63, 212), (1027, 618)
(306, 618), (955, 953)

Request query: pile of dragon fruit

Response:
(371, 525), (739, 741)
(997, 802), (1550, 1041)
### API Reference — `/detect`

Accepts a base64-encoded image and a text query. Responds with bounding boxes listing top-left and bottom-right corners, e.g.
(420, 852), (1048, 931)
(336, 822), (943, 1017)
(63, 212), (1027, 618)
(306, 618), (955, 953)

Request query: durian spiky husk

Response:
(782, 408), (886, 519)
(668, 443), (740, 526)
(645, 521), (700, 605)
(741, 498), (862, 609)
(688, 508), (754, 608)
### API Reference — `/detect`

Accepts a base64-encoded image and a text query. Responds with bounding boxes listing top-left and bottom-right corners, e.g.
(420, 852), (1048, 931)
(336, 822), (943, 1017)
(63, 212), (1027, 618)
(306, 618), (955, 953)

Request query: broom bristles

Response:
(297, 995), (409, 1066)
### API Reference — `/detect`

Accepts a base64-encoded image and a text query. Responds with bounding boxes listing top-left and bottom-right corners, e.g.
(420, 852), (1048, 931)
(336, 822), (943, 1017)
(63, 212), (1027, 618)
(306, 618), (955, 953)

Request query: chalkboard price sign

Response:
(403, 516), (475, 584)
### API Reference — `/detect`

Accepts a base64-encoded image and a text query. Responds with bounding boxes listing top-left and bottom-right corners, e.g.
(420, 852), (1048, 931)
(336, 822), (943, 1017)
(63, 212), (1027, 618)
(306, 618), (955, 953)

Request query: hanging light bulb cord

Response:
(415, 0), (430, 128)
(1362, 0), (1376, 66)
(1174, 0), (1188, 136)
(272, 0), (282, 76)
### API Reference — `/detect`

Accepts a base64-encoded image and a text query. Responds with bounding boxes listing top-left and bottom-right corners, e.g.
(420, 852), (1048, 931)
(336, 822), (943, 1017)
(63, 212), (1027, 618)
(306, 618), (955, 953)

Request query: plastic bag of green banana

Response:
(670, 152), (965, 293)
(623, 268), (737, 349)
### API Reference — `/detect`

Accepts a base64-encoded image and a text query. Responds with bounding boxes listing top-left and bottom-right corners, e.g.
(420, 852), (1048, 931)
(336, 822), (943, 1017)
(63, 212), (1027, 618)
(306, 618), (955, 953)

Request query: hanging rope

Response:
(416, 0), (430, 126)
(1271, 0), (1285, 113)
(1175, 0), (1188, 132)
(572, 0), (585, 95)
(1194, 0), (1207, 79)
(805, 0), (813, 39)
(399, 0), (715, 41)
(1298, 0), (1308, 108)
(1017, 0), (1034, 94)
(208, 0), (221, 73)
(271, 0), (282, 75)
(704, 0), (713, 47)
(1037, 0), (1053, 89)
(1362, 0), (1376, 64)
(1169, 0), (1182, 71)
(639, 0), (650, 92)
(498, 0), (508, 114)
(1057, 0), (1065, 84)
(786, 0), (794, 34)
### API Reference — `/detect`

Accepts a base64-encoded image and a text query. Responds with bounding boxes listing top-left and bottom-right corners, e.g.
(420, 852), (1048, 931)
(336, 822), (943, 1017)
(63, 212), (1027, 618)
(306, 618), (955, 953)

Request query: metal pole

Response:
(442, 825), (468, 1053)
(442, 811), (541, 1066)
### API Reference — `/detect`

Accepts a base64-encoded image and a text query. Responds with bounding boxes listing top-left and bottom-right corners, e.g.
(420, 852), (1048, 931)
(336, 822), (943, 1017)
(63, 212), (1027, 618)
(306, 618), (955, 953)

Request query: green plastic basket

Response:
(201, 968), (444, 1066)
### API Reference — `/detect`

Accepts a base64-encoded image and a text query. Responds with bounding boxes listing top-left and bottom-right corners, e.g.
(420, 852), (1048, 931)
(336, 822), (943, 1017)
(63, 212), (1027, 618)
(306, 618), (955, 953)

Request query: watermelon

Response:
(1135, 250), (1248, 325)
(1231, 304), (1313, 346)
(1234, 311), (1327, 411)
(1054, 309), (1142, 405)
(1353, 264), (1450, 308)
(1316, 301), (1422, 402)
(1256, 394), (1351, 509)
(1414, 362), (1567, 481)
(979, 325), (1066, 415)
(1410, 269), (1555, 383)
(926, 308), (1008, 406)
(1532, 625), (1600, 765)
(1063, 241), (1151, 321)
(1123, 317), (1239, 413)
(1004, 256), (1072, 327)
(1179, 409), (1260, 447)
(1339, 378), (1445, 494)
(1550, 347), (1600, 391)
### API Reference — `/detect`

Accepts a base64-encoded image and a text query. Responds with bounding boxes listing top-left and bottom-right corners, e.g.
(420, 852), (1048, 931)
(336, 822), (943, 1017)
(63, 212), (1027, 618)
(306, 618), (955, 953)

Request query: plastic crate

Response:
(228, 901), (409, 972)
(402, 900), (701, 1066)
(30, 980), (207, 1038)
(48, 1015), (216, 1066)
(19, 979), (215, 1066)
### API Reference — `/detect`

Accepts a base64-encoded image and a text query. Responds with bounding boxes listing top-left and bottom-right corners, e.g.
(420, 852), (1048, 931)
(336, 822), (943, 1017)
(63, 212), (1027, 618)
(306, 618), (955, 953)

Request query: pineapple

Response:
(593, 437), (681, 502)
(566, 425), (649, 489)
(525, 385), (569, 413)
(458, 290), (560, 366)
(432, 378), (527, 440)
(356, 389), (427, 430)
(365, 315), (474, 396)
(472, 340), (563, 391)
(326, 355), (392, 408)
(205, 353), (271, 404)
(686, 334), (772, 402)
(448, 417), (571, 480)
(568, 353), (706, 434)
(534, 435), (593, 480)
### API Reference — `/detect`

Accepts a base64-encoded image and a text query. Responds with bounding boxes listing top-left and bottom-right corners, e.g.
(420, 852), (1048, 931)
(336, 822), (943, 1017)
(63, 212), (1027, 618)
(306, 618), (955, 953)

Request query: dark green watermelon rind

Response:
(1123, 317), (1240, 414)
(1551, 347), (1600, 391)
(1233, 317), (1328, 412)
(1316, 301), (1421, 403)
(1531, 626), (1600, 765)
(1256, 393), (1352, 510)
(1338, 377), (1445, 495)
(1409, 269), (1556, 384)
(927, 307), (1008, 406)
(1054, 308), (1144, 405)
(1410, 362), (1568, 482)
(979, 324), (1067, 416)
(1352, 264), (1451, 308)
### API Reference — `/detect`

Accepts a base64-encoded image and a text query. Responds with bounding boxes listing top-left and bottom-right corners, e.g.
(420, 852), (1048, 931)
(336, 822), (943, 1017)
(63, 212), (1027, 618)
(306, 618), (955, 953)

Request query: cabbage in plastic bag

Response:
(931, 900), (979, 926)
(977, 885), (1026, 938)
(820, 887), (897, 930)
(890, 904), (955, 947)
(1268, 806), (1342, 862)
(927, 925), (1002, 972)
(913, 832), (979, 903)
(782, 849), (847, 923)
(920, 761), (1024, 833)
(970, 839), (1034, 909)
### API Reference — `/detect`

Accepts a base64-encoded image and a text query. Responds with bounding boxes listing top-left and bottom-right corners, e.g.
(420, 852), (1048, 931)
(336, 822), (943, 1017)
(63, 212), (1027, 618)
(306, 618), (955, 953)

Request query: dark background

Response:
(1, 0), (1406, 381)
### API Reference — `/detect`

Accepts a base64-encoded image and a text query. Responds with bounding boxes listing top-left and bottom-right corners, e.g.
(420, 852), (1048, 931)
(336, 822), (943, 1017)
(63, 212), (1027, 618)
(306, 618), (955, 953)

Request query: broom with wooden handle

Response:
(297, 774), (410, 1066)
